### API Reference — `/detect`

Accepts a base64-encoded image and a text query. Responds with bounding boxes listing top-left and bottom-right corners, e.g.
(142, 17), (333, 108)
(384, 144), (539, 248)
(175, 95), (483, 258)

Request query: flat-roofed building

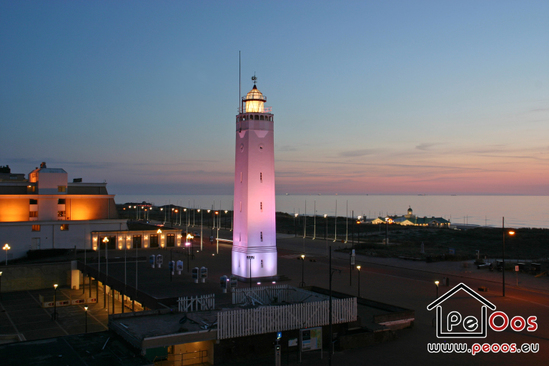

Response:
(0, 162), (126, 260)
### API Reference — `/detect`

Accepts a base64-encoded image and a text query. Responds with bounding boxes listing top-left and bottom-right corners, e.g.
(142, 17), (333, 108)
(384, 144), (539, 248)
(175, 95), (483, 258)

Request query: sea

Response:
(114, 194), (548, 229)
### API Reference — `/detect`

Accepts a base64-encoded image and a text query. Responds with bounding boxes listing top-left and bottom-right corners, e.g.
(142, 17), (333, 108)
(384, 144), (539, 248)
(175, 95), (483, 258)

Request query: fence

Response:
(231, 284), (328, 305)
(178, 294), (215, 312)
(217, 297), (356, 339)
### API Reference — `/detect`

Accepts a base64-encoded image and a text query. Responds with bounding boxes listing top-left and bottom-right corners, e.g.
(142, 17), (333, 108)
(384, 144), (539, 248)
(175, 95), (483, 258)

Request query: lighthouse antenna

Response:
(239, 51), (242, 113)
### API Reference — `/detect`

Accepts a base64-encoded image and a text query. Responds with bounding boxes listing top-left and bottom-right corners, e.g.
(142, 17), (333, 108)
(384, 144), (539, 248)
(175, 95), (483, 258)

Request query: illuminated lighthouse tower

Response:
(232, 76), (277, 279)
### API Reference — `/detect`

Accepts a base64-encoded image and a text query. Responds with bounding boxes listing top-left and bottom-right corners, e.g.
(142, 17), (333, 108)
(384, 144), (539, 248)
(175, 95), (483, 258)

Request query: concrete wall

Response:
(0, 262), (72, 292)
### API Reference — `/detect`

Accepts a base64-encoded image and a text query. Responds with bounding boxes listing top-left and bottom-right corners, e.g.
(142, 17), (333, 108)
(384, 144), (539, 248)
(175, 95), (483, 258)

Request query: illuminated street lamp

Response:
(502, 217), (515, 297)
(2, 244), (10, 265)
(52, 284), (59, 320)
(356, 265), (361, 297)
(185, 240), (191, 272)
(299, 254), (306, 288)
(84, 306), (88, 333)
(102, 237), (109, 309)
(434, 280), (440, 298)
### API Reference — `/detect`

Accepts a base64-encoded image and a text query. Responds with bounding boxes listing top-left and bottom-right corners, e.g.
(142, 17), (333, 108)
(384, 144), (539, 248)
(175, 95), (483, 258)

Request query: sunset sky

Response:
(1, 1), (548, 195)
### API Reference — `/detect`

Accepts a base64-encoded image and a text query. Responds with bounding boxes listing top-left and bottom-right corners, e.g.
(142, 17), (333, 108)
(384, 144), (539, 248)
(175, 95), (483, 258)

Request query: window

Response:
(29, 211), (38, 218)
(261, 259), (264, 268)
(58, 199), (65, 204)
(32, 225), (41, 232)
(60, 224), (69, 231)
(58, 211), (66, 218)
(260, 202), (263, 211)
(260, 172), (263, 182)
(260, 232), (263, 242)
(58, 186), (66, 192)
(29, 199), (37, 204)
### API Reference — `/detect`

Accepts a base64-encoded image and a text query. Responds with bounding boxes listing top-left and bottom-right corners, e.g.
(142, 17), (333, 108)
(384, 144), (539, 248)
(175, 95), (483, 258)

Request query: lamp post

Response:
(84, 306), (88, 333)
(299, 254), (306, 288)
(356, 265), (361, 298)
(201, 208), (204, 252)
(2, 244), (10, 265)
(0, 271), (3, 300)
(53, 283), (59, 320)
(185, 240), (191, 272)
(502, 217), (515, 297)
(434, 280), (440, 298)
(247, 256), (255, 288)
(102, 237), (109, 309)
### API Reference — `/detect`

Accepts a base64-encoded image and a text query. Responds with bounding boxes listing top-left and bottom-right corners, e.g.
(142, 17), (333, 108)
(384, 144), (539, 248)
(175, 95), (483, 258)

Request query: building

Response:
(232, 78), (277, 279)
(0, 162), (127, 260)
(371, 206), (450, 227)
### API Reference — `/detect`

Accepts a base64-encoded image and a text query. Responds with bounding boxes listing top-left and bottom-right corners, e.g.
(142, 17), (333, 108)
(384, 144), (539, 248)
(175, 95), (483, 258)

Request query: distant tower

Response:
(232, 76), (277, 279)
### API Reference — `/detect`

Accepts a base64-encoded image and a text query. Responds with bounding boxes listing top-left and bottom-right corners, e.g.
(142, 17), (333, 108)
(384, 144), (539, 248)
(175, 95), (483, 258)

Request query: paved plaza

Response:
(0, 229), (547, 365)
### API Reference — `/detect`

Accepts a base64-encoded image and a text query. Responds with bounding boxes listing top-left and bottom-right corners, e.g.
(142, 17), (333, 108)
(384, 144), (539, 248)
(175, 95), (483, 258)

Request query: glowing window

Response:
(60, 224), (69, 231)
(58, 186), (66, 192)
(58, 211), (65, 218)
(29, 211), (38, 218)
(32, 225), (41, 232)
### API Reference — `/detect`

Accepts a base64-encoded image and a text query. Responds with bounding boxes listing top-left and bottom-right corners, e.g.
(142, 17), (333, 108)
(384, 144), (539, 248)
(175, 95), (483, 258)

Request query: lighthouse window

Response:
(261, 259), (264, 268)
(260, 202), (263, 211)
(260, 232), (263, 241)
(260, 172), (263, 182)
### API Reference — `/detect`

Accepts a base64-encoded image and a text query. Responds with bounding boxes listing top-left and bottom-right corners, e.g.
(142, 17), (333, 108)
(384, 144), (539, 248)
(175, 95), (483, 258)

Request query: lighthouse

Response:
(232, 76), (277, 279)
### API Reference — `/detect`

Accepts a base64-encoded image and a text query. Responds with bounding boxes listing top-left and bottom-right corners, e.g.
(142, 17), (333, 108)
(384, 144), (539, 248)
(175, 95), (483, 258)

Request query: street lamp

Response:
(53, 284), (59, 320)
(0, 271), (3, 300)
(299, 254), (306, 288)
(502, 217), (515, 297)
(434, 280), (440, 298)
(102, 237), (109, 309)
(185, 240), (191, 272)
(84, 306), (88, 333)
(247, 256), (255, 288)
(2, 244), (10, 265)
(356, 265), (361, 297)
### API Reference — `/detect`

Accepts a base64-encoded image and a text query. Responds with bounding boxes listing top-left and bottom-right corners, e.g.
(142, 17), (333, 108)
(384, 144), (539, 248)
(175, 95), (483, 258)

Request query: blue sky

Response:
(1, 1), (548, 195)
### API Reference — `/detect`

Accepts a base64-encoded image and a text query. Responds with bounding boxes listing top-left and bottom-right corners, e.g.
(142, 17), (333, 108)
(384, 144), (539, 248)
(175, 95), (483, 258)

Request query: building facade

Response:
(232, 80), (277, 279)
(0, 162), (126, 260)
(371, 206), (450, 227)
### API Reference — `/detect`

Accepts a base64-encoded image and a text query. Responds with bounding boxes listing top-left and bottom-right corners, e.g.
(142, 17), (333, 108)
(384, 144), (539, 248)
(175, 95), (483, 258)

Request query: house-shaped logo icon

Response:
(427, 282), (496, 338)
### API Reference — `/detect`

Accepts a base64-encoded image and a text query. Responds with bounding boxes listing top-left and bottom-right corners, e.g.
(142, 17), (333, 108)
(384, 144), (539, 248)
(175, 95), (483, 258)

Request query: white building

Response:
(0, 162), (126, 260)
(232, 79), (277, 279)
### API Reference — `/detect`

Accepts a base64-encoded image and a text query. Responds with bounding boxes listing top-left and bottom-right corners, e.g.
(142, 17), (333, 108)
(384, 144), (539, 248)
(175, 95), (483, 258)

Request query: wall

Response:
(0, 262), (71, 292)
(0, 198), (28, 222)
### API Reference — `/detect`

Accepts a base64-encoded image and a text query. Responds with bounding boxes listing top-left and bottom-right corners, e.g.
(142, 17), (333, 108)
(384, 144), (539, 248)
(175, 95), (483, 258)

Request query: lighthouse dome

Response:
(244, 85), (266, 113)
